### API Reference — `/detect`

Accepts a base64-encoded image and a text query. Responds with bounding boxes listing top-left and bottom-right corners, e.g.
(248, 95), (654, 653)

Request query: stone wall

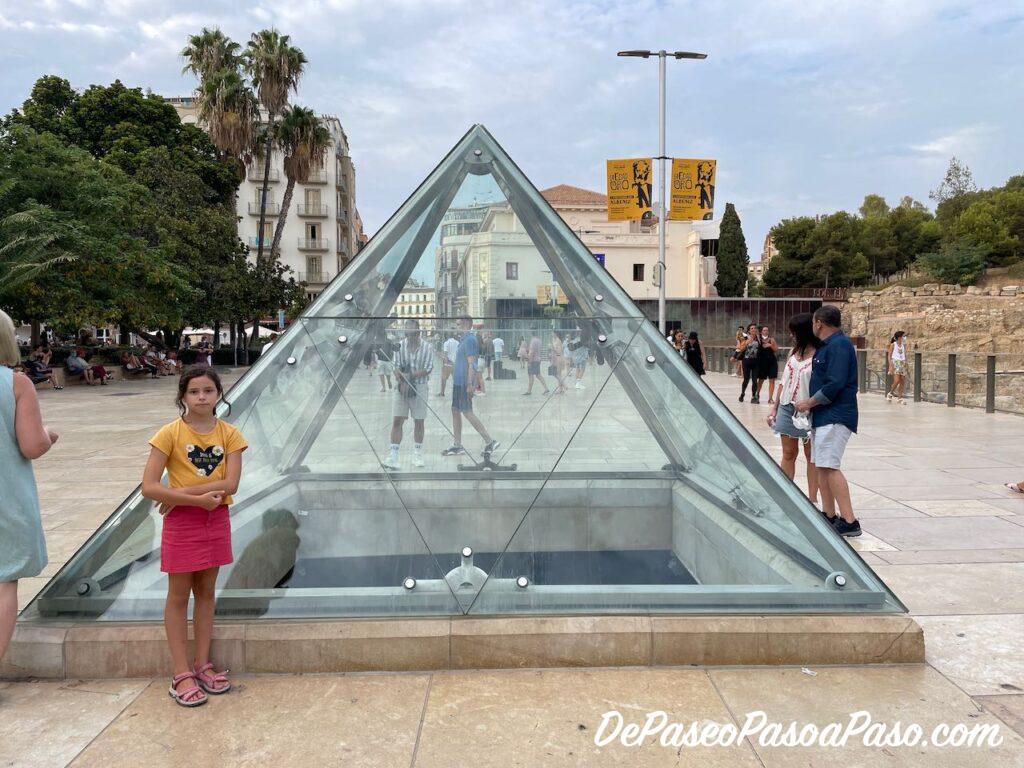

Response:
(844, 283), (1024, 353)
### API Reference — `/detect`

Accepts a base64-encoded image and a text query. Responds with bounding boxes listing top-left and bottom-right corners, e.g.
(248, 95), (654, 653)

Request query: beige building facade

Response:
(168, 98), (363, 301)
(540, 185), (719, 300)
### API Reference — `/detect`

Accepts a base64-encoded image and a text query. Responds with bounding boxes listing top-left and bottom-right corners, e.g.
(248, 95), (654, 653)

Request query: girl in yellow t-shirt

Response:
(141, 366), (247, 707)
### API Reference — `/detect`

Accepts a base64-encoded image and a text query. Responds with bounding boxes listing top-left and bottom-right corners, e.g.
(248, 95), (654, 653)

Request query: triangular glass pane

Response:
(470, 323), (905, 614)
(306, 125), (642, 322)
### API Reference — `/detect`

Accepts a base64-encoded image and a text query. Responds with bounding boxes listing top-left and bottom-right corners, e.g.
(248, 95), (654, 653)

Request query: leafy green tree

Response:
(714, 203), (748, 296)
(954, 188), (1024, 266)
(916, 239), (989, 284)
(0, 126), (194, 335)
(763, 216), (816, 289)
(930, 156), (977, 205)
(859, 194), (889, 219)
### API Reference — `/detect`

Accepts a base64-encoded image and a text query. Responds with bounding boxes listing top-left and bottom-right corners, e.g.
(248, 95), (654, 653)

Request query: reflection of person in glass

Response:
(384, 320), (434, 470)
(632, 161), (651, 209)
(442, 315), (499, 457)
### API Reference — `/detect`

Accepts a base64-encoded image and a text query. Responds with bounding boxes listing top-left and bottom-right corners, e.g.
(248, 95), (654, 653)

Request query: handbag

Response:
(547, 364), (557, 376)
(791, 409), (811, 431)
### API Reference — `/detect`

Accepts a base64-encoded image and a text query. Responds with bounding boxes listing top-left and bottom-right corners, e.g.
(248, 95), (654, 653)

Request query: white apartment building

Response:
(168, 98), (363, 301)
(394, 285), (437, 331)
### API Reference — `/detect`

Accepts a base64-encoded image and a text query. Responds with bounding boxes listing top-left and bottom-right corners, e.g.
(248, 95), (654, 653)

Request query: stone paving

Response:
(3, 368), (1024, 766)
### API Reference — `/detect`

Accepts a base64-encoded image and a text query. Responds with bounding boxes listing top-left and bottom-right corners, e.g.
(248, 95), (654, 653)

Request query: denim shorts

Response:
(772, 403), (810, 440)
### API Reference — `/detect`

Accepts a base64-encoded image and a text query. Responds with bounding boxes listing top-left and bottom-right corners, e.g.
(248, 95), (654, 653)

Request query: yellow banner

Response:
(669, 158), (716, 221)
(537, 285), (569, 305)
(606, 158), (652, 221)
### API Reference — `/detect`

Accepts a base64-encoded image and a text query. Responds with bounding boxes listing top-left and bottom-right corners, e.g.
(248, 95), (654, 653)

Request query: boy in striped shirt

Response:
(384, 320), (435, 470)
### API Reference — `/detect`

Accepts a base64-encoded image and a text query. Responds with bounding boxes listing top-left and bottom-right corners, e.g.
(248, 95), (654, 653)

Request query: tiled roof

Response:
(540, 184), (607, 205)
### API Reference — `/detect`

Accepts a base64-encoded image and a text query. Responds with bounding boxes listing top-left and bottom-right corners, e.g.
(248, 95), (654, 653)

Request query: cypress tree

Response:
(714, 202), (749, 296)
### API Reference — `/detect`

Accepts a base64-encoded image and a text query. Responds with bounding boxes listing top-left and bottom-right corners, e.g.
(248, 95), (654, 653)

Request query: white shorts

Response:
(393, 386), (429, 420)
(811, 424), (852, 470)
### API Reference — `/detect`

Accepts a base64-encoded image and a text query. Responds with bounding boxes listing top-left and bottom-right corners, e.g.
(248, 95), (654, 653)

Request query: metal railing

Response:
(247, 202), (281, 215)
(297, 238), (328, 250)
(297, 204), (328, 217)
(295, 271), (327, 284)
(247, 236), (271, 249)
(703, 345), (1024, 416)
(247, 167), (279, 182)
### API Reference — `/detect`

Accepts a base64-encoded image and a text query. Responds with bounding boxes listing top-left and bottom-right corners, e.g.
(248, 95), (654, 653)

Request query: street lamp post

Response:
(617, 49), (707, 335)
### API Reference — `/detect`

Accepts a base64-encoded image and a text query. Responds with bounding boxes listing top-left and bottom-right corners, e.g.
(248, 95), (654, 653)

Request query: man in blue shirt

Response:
(442, 315), (499, 457)
(794, 305), (861, 537)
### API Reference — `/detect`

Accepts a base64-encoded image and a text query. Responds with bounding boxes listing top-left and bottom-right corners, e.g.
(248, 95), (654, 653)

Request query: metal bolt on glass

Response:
(286, 357), (296, 365)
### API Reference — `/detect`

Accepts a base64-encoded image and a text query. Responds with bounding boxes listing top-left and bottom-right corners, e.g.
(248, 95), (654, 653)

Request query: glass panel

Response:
(299, 316), (635, 610)
(472, 324), (902, 614)
(25, 325), (463, 621)
(25, 126), (904, 622)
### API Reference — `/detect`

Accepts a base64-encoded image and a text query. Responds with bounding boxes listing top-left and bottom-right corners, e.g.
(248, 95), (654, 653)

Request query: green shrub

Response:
(915, 240), (989, 285)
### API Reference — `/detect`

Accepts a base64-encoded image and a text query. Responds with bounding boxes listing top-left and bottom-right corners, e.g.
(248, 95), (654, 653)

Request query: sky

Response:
(1, 0), (1023, 259)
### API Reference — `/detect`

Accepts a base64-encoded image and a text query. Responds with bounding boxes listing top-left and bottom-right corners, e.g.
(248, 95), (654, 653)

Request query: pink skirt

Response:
(161, 505), (233, 573)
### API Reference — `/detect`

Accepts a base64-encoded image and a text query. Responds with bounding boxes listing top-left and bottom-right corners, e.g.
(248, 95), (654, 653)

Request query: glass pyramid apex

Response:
(24, 125), (905, 622)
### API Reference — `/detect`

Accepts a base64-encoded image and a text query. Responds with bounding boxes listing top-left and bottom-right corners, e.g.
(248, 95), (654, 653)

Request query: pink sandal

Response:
(193, 662), (231, 694)
(168, 672), (207, 707)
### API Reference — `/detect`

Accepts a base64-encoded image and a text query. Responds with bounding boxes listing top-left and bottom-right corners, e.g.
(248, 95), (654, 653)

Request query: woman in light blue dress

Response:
(1, 310), (57, 663)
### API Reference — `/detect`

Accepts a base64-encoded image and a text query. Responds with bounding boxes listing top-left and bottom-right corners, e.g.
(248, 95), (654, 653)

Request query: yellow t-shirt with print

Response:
(148, 418), (248, 505)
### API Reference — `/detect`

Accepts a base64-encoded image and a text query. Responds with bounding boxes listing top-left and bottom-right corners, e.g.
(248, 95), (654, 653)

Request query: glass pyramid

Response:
(24, 125), (905, 621)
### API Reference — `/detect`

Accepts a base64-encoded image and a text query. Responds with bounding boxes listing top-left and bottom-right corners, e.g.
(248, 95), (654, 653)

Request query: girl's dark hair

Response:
(788, 313), (820, 357)
(891, 330), (905, 343)
(688, 330), (698, 340)
(175, 365), (229, 417)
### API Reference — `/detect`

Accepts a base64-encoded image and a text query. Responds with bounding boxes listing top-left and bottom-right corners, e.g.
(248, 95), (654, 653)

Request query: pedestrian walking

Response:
(732, 326), (746, 377)
(886, 330), (908, 405)
(739, 323), (761, 402)
(755, 325), (780, 403)
(441, 315), (499, 457)
(523, 332), (550, 395)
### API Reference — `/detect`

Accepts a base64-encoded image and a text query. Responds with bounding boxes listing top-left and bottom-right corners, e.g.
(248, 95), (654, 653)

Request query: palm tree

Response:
(181, 28), (241, 82)
(183, 30), (257, 177)
(269, 105), (331, 260)
(244, 30), (307, 268)
(196, 68), (260, 163)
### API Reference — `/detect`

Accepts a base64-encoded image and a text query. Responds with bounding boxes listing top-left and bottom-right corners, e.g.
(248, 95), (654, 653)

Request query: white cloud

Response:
(1, 0), (1022, 246)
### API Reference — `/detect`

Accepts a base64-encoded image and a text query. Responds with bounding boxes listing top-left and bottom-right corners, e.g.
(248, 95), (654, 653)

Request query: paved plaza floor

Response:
(3, 367), (1024, 766)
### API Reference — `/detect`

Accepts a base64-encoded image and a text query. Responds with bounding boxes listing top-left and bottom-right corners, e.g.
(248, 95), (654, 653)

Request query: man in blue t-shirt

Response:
(794, 305), (861, 537)
(442, 315), (499, 457)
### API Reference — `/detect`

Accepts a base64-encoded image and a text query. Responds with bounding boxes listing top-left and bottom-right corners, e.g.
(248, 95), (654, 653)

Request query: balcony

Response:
(247, 236), (272, 249)
(304, 169), (327, 184)
(297, 204), (328, 217)
(336, 172), (348, 191)
(295, 271), (327, 284)
(247, 167), (279, 182)
(247, 202), (281, 215)
(298, 238), (328, 250)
